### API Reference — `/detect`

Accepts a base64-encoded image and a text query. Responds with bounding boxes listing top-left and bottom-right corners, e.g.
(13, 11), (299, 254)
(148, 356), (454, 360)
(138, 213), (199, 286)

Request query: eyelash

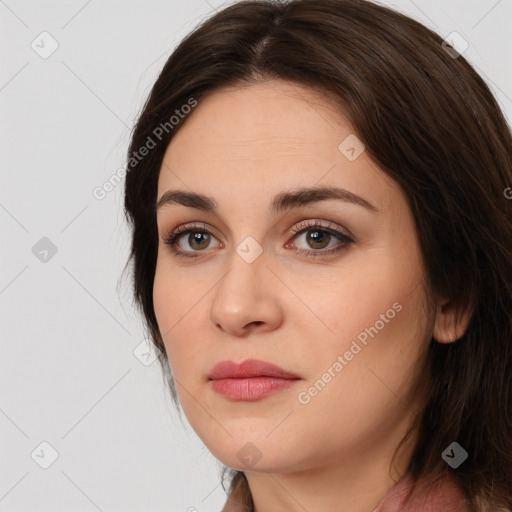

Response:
(162, 220), (355, 259)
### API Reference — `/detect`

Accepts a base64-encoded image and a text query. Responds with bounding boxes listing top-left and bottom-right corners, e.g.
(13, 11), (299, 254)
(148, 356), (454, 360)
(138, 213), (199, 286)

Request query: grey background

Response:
(1, 0), (511, 511)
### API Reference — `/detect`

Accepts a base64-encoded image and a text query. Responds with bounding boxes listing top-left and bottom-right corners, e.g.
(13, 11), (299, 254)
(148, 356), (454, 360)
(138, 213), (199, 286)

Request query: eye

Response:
(162, 223), (221, 259)
(287, 220), (354, 258)
(161, 220), (355, 259)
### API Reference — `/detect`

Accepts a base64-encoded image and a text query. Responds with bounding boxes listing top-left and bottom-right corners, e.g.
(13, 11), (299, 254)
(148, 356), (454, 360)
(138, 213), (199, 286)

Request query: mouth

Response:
(208, 358), (302, 401)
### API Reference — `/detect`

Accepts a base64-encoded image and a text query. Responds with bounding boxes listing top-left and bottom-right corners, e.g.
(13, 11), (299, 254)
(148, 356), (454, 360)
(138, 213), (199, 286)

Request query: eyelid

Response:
(163, 219), (353, 241)
(289, 218), (355, 240)
(163, 221), (220, 243)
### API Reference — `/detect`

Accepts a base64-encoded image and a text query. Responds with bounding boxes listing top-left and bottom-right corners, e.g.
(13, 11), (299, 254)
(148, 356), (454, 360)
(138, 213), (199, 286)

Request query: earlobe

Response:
(432, 298), (473, 344)
(433, 331), (458, 344)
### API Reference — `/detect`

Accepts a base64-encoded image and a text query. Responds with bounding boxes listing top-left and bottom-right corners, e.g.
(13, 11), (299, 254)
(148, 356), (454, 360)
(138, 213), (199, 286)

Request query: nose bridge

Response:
(216, 240), (267, 308)
(210, 239), (281, 334)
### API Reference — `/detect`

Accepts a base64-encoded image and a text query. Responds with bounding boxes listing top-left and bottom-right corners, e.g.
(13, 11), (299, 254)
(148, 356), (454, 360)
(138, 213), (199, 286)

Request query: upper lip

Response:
(208, 358), (301, 380)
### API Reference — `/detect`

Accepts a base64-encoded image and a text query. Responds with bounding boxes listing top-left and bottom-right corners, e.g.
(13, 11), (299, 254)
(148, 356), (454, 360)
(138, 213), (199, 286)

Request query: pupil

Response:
(190, 232), (209, 249)
(308, 230), (329, 248)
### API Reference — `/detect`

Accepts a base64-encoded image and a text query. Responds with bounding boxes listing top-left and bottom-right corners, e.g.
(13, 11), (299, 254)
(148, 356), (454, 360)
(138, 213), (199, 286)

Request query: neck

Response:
(244, 420), (419, 512)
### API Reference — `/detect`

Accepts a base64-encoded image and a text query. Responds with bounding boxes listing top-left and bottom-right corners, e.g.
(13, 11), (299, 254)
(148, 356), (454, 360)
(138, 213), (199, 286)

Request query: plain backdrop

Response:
(1, 0), (511, 511)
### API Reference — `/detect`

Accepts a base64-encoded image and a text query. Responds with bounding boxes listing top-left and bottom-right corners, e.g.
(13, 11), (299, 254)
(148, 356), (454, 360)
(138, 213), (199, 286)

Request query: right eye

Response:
(163, 223), (222, 258)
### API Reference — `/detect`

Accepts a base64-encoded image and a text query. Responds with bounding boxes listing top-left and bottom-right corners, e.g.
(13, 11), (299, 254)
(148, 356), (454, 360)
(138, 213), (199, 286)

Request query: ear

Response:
(433, 297), (473, 343)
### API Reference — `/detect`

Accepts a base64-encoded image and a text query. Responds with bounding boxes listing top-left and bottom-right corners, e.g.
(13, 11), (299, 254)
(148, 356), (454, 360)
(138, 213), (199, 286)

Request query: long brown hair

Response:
(122, 1), (512, 510)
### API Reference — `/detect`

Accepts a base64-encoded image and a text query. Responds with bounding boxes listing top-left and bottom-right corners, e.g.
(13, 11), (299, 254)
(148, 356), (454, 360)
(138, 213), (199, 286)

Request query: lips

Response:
(208, 358), (301, 380)
(208, 359), (302, 401)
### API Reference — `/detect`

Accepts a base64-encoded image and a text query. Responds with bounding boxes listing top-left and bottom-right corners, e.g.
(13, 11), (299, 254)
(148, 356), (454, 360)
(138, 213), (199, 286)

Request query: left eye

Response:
(292, 227), (342, 251)
(288, 223), (354, 257)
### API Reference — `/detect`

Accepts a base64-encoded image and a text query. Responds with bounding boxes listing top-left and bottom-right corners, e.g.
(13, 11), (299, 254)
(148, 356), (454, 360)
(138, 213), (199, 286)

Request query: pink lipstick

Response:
(208, 359), (301, 401)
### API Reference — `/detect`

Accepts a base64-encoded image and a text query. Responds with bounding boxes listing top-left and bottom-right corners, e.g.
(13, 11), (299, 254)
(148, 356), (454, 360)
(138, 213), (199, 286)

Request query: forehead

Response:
(156, 80), (397, 213)
(166, 80), (349, 156)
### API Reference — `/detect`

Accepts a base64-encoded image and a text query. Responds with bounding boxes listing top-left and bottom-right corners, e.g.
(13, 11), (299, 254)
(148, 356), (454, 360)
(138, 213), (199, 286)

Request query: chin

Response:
(203, 434), (307, 473)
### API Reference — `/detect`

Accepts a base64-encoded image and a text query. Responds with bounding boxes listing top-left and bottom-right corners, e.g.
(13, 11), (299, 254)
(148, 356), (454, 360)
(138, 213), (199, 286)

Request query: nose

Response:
(210, 247), (284, 337)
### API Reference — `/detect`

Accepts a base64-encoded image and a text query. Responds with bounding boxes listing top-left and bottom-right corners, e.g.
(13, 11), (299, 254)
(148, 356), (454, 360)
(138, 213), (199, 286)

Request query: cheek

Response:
(298, 245), (430, 375)
(153, 261), (175, 338)
(290, 282), (429, 449)
(153, 258), (219, 399)
(153, 261), (195, 371)
(293, 267), (404, 351)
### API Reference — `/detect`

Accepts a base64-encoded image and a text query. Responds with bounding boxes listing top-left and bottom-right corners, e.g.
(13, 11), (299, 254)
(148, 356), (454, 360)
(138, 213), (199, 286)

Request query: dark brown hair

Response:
(122, 1), (512, 510)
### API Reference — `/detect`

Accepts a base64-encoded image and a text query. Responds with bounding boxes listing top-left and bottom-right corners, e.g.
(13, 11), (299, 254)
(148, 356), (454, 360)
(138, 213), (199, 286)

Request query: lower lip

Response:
(210, 377), (300, 401)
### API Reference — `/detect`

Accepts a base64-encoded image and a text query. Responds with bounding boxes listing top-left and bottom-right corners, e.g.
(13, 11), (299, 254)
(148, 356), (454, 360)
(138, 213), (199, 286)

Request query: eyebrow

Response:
(155, 186), (379, 215)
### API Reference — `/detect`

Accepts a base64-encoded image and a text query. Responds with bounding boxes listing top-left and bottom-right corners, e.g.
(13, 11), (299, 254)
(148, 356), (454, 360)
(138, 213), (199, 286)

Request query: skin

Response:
(153, 80), (471, 512)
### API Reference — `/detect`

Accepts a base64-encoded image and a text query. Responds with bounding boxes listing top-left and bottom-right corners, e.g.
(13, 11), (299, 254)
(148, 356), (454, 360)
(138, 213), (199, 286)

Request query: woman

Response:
(122, 0), (512, 510)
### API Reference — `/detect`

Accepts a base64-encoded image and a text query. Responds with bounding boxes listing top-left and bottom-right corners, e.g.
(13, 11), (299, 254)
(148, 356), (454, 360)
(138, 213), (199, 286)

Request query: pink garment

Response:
(222, 471), (469, 511)
(372, 471), (468, 511)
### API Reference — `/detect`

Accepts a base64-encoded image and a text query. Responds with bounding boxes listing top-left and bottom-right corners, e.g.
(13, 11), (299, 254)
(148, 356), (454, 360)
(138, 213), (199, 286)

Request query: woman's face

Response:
(153, 80), (434, 474)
